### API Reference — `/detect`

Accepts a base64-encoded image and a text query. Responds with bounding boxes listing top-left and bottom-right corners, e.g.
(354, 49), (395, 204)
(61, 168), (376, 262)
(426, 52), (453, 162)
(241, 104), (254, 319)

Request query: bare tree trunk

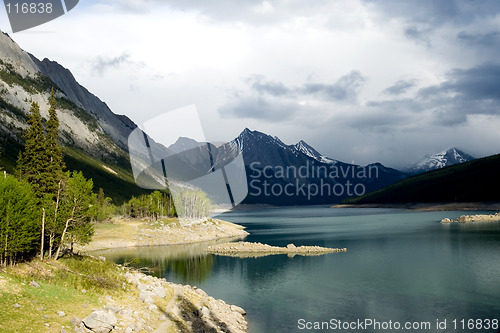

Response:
(40, 208), (45, 261)
(48, 234), (54, 259)
(48, 181), (63, 260)
(54, 218), (71, 260)
(54, 205), (75, 260)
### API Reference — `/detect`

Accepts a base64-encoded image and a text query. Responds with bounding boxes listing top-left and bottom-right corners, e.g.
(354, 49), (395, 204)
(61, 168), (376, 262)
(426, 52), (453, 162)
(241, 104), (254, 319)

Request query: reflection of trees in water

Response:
(115, 255), (215, 284)
(167, 255), (215, 283)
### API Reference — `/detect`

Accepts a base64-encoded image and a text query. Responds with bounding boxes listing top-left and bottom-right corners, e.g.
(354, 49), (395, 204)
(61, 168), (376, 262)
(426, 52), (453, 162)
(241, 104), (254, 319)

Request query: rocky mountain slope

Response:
(0, 30), (149, 203)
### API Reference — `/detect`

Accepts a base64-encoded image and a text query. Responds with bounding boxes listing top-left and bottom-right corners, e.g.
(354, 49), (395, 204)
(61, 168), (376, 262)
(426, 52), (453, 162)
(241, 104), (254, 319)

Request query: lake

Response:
(96, 207), (500, 332)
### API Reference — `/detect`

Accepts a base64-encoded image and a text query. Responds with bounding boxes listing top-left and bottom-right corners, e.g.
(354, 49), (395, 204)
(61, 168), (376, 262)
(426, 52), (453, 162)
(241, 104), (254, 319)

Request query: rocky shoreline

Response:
(206, 241), (347, 258)
(72, 218), (251, 332)
(68, 261), (247, 333)
(441, 212), (500, 223)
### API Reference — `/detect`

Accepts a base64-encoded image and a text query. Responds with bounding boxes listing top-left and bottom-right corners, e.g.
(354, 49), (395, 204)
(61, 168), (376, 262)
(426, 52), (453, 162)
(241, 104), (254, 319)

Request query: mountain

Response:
(0, 31), (149, 203)
(345, 153), (500, 204)
(407, 148), (475, 174)
(232, 128), (406, 205)
(0, 31), (418, 206)
(30, 56), (137, 151)
(291, 140), (338, 164)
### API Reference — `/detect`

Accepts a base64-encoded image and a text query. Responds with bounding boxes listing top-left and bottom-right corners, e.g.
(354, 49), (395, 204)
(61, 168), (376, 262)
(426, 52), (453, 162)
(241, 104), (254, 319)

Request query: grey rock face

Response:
(30, 56), (137, 151)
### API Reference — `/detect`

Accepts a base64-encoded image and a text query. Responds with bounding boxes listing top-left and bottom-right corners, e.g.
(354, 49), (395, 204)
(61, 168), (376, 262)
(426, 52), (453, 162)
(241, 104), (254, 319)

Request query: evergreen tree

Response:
(18, 102), (50, 198)
(93, 187), (114, 222)
(45, 88), (65, 195)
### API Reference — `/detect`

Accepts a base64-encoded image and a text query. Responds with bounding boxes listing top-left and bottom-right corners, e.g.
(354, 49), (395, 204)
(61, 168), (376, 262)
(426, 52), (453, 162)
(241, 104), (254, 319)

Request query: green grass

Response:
(0, 256), (130, 333)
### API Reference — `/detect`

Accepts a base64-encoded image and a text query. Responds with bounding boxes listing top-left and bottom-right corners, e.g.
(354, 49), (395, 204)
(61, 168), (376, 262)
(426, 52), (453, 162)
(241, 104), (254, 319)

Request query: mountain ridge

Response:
(230, 128), (407, 204)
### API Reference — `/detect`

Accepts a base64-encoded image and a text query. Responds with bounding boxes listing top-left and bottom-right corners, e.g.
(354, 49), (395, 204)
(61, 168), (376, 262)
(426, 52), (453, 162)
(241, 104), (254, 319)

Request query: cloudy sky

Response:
(2, 0), (500, 168)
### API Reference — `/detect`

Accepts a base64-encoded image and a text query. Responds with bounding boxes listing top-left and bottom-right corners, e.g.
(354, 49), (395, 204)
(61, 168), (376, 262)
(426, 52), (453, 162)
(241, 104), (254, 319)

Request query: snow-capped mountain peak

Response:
(292, 140), (338, 164)
(409, 148), (474, 173)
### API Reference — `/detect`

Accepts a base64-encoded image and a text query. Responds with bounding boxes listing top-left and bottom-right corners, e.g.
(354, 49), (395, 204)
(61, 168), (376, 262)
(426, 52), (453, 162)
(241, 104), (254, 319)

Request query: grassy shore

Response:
(0, 256), (133, 333)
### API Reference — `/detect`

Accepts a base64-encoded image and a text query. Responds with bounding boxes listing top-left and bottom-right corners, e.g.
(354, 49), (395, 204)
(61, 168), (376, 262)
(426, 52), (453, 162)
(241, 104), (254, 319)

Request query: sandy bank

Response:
(441, 212), (500, 223)
(206, 241), (347, 258)
(79, 218), (249, 252)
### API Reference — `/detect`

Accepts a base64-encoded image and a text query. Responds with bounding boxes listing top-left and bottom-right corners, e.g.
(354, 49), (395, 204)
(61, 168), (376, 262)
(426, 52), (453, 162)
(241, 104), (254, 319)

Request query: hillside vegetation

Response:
(344, 153), (500, 204)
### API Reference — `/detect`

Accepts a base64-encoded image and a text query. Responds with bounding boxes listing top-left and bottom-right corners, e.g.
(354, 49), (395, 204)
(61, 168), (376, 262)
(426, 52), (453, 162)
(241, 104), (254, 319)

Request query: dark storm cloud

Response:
(248, 75), (291, 96)
(346, 63), (500, 131)
(458, 31), (500, 47)
(419, 63), (500, 102)
(218, 95), (298, 122)
(382, 79), (417, 95)
(421, 63), (500, 125)
(365, 0), (500, 49)
(302, 71), (366, 102)
(247, 71), (366, 101)
(218, 71), (366, 120)
(364, 0), (500, 28)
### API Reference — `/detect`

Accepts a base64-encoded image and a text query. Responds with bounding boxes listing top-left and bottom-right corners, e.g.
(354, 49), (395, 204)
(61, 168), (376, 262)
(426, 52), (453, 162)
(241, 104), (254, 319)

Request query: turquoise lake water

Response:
(97, 207), (500, 332)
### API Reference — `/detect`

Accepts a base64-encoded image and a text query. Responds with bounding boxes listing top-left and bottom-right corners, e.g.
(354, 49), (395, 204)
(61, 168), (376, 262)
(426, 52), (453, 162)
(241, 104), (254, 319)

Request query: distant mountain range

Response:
(224, 128), (406, 204)
(406, 148), (475, 174)
(0, 30), (491, 206)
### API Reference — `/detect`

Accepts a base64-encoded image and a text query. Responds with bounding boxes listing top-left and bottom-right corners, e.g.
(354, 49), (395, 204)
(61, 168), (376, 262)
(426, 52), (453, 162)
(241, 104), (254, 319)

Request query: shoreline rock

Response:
(206, 241), (347, 258)
(441, 212), (500, 223)
(68, 267), (248, 333)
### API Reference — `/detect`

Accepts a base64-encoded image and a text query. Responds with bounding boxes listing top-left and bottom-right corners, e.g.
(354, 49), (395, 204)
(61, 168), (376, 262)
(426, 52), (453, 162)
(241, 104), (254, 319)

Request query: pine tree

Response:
(45, 88), (65, 195)
(19, 102), (50, 198)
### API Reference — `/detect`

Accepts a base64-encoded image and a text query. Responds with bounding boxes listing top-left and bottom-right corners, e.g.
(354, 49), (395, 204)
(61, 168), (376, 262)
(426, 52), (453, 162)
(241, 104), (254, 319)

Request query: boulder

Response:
(139, 290), (156, 304)
(230, 305), (246, 315)
(152, 286), (166, 298)
(137, 283), (150, 291)
(82, 310), (117, 333)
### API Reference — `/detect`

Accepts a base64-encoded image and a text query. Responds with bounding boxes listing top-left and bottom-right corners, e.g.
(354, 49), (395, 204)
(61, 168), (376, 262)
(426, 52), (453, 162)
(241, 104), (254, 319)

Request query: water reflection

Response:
(92, 237), (241, 284)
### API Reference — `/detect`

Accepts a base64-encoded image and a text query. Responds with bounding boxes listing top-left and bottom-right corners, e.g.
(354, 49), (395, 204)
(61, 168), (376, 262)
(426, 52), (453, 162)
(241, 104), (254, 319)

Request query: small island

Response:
(206, 242), (347, 258)
(441, 212), (500, 223)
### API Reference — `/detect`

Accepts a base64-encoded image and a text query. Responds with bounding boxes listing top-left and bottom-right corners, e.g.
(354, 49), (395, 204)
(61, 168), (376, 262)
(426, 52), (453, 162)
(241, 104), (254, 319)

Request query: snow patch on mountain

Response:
(409, 148), (474, 173)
